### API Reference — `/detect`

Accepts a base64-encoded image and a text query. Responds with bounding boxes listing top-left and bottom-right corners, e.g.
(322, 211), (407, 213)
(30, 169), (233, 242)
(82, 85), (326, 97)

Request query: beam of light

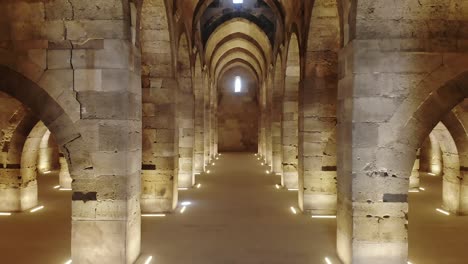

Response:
(312, 215), (337, 219)
(325, 257), (332, 264)
(178, 188), (188, 191)
(419, 187), (425, 191)
(142, 214), (166, 217)
(30, 205), (44, 213)
(59, 188), (72, 191)
(290, 206), (297, 214)
(144, 256), (153, 264)
(180, 206), (187, 213)
(196, 183), (201, 189)
(0, 212), (12, 216)
(436, 208), (450, 216)
(288, 188), (298, 191)
(53, 185), (60, 189)
(181, 201), (191, 206)
(65, 260), (72, 264)
(408, 189), (420, 193)
(275, 184), (281, 189)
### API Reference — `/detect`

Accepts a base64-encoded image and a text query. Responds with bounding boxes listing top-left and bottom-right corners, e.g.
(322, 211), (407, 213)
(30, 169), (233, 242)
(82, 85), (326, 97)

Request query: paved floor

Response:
(0, 153), (468, 263)
(141, 153), (338, 264)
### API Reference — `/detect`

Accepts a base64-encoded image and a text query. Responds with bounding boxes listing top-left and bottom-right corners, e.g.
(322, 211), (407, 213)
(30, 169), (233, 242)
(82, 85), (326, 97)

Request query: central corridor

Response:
(141, 153), (338, 264)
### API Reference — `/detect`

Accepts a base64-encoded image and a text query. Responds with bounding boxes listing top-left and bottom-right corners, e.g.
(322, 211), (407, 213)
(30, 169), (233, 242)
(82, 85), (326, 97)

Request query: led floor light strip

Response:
(65, 260), (72, 264)
(325, 257), (332, 264)
(196, 183), (201, 188)
(30, 205), (44, 213)
(144, 256), (153, 264)
(0, 212), (12, 216)
(275, 184), (281, 189)
(290, 206), (297, 214)
(312, 215), (336, 219)
(180, 206), (187, 213)
(53, 185), (60, 189)
(436, 208), (450, 216)
(142, 214), (166, 217)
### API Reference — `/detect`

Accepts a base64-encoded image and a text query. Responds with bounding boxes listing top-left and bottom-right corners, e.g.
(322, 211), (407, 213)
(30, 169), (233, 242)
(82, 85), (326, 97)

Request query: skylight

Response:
(233, 0), (243, 4)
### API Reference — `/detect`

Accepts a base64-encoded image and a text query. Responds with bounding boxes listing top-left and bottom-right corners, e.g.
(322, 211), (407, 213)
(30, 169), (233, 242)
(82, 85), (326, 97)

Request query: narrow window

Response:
(235, 76), (242, 93)
(233, 0), (243, 4)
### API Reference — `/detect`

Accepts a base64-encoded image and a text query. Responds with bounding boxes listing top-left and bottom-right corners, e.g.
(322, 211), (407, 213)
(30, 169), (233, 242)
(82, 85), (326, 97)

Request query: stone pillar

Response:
(272, 96), (283, 175)
(177, 90), (195, 188)
(59, 155), (72, 189)
(336, 41), (417, 264)
(409, 151), (420, 191)
(193, 96), (204, 175)
(204, 78), (211, 169)
(37, 130), (60, 173)
(282, 87), (299, 189)
(141, 78), (178, 213)
(140, 0), (179, 214)
(0, 120), (45, 212)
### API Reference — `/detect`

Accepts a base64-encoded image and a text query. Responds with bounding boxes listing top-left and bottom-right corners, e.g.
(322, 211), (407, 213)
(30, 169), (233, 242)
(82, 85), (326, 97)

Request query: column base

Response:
(303, 193), (337, 215)
(0, 183), (37, 211)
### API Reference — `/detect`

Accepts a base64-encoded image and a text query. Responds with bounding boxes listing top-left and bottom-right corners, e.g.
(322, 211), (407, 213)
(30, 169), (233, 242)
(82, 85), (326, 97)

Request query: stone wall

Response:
(218, 69), (259, 152)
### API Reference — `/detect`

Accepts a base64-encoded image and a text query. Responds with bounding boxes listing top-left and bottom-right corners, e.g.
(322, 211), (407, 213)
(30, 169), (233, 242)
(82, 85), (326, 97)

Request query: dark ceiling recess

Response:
(201, 0), (276, 47)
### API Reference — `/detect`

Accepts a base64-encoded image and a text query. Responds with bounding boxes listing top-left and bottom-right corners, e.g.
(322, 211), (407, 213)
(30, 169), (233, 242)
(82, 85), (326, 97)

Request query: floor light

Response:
(436, 208), (450, 216)
(325, 257), (332, 264)
(312, 215), (336, 219)
(178, 188), (188, 191)
(53, 185), (60, 189)
(180, 206), (187, 213)
(142, 214), (166, 217)
(144, 256), (153, 264)
(275, 184), (280, 189)
(59, 188), (72, 191)
(30, 205), (44, 213)
(196, 183), (201, 188)
(290, 206), (297, 214)
(65, 260), (72, 264)
(419, 187), (425, 191)
(0, 212), (12, 216)
(288, 188), (298, 191)
(181, 201), (191, 206)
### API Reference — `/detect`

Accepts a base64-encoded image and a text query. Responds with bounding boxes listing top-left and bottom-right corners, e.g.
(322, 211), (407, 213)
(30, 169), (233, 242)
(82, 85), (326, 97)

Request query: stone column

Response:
(272, 95), (283, 175)
(0, 114), (43, 212)
(193, 96), (205, 175)
(37, 130), (60, 173)
(59, 155), (72, 189)
(282, 86), (299, 189)
(409, 151), (420, 191)
(204, 77), (211, 169)
(177, 90), (195, 188)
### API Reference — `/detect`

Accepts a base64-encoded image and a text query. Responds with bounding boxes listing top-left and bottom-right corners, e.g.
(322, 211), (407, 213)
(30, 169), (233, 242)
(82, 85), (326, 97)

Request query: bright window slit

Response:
(234, 76), (242, 93)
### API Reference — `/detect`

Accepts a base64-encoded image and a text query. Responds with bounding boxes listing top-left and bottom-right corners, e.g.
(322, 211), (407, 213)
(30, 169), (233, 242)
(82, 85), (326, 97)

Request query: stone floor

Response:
(0, 153), (468, 264)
